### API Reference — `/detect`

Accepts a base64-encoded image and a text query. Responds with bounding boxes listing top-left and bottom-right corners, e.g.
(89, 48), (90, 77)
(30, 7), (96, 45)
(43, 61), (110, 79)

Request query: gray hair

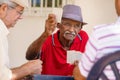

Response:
(0, 0), (8, 4)
(0, 0), (18, 8)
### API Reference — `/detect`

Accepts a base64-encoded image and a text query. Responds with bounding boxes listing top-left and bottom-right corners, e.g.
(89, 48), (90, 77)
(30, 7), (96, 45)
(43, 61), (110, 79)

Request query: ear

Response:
(57, 23), (61, 29)
(0, 3), (8, 18)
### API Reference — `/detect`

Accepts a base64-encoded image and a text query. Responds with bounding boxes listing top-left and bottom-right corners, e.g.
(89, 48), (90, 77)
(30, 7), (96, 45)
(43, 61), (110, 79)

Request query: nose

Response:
(18, 15), (23, 19)
(69, 25), (75, 32)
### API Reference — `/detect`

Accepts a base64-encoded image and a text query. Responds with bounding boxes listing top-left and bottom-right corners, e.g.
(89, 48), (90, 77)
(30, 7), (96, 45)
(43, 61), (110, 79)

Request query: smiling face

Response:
(58, 18), (83, 41)
(115, 0), (120, 16)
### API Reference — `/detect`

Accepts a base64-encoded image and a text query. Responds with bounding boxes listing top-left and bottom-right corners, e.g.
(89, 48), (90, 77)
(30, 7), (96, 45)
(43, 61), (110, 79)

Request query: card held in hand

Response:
(67, 50), (82, 64)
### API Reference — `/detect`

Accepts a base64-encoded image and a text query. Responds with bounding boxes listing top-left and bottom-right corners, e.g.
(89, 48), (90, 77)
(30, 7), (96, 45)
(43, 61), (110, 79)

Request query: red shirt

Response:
(40, 30), (88, 76)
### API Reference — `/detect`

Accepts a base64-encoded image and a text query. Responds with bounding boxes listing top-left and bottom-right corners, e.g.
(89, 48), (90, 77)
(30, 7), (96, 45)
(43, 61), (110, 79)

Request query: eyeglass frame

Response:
(61, 21), (83, 30)
(8, 5), (24, 16)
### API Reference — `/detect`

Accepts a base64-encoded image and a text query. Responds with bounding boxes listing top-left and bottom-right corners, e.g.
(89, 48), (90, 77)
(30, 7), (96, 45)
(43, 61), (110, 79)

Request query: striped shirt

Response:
(79, 17), (120, 80)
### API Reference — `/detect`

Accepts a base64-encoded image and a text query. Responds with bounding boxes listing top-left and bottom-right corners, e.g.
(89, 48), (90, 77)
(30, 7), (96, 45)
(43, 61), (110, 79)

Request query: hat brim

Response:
(83, 22), (87, 25)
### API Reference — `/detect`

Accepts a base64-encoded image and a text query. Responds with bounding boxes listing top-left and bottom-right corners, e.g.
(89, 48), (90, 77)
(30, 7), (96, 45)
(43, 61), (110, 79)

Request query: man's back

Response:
(80, 17), (120, 79)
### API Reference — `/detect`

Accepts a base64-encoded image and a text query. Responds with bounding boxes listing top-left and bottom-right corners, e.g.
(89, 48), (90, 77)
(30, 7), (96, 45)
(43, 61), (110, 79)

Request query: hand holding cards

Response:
(67, 50), (82, 64)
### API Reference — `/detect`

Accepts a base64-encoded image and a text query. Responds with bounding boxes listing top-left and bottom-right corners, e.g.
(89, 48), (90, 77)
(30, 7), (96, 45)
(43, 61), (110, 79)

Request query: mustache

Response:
(64, 31), (76, 35)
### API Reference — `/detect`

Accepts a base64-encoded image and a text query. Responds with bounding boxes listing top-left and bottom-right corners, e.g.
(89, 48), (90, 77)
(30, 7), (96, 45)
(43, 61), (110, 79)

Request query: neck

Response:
(59, 34), (73, 50)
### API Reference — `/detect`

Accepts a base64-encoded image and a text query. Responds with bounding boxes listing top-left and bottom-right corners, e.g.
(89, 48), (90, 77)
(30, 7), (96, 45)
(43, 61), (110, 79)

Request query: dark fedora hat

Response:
(62, 4), (87, 25)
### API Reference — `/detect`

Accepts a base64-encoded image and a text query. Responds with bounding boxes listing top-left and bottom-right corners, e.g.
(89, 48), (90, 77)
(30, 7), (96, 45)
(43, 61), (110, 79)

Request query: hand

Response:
(24, 59), (43, 75)
(45, 14), (57, 34)
(73, 60), (79, 66)
(73, 61), (86, 80)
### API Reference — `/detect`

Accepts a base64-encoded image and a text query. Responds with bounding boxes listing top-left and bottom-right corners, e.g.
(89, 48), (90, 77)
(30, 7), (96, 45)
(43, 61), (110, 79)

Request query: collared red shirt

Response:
(0, 19), (12, 80)
(41, 30), (88, 76)
(79, 17), (120, 80)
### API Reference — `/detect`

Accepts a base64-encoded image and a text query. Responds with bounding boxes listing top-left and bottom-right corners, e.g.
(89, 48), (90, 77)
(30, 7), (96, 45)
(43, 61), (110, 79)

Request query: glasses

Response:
(8, 6), (24, 16)
(61, 21), (82, 29)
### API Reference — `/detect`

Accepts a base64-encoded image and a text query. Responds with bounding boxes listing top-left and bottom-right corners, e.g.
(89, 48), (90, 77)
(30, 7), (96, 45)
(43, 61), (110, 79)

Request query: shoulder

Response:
(43, 35), (52, 45)
(79, 30), (88, 35)
(91, 23), (114, 39)
(93, 23), (114, 34)
(42, 32), (58, 48)
(41, 35), (52, 51)
(78, 30), (89, 40)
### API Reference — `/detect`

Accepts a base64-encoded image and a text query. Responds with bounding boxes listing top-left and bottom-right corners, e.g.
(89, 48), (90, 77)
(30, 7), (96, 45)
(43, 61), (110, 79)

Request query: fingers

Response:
(45, 13), (57, 34)
(35, 59), (43, 65)
(48, 14), (56, 20)
(47, 14), (57, 26)
(74, 60), (79, 66)
(27, 59), (43, 75)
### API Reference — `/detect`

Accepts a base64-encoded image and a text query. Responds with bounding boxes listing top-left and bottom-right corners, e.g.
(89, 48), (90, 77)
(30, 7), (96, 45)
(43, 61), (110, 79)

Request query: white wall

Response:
(8, 0), (117, 68)
(8, 16), (47, 67)
(75, 0), (117, 34)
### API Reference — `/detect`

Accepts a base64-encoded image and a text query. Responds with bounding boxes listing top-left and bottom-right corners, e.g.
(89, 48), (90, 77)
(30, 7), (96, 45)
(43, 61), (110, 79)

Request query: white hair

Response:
(0, 0), (18, 8)
(0, 0), (9, 5)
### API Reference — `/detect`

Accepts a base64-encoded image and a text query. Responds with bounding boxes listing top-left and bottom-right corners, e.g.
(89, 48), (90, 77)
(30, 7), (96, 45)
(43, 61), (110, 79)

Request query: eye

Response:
(62, 22), (71, 27)
(75, 24), (80, 28)
(64, 23), (71, 26)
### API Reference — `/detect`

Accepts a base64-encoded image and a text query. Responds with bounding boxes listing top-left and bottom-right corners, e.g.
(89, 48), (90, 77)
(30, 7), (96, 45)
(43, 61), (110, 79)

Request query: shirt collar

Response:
(0, 19), (9, 36)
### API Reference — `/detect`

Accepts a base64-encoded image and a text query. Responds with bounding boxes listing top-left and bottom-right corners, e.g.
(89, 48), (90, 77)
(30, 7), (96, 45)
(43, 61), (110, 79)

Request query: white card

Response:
(67, 50), (82, 64)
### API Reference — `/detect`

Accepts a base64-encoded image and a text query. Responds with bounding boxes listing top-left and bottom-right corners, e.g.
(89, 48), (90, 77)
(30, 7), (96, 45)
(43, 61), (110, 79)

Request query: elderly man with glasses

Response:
(0, 0), (51, 80)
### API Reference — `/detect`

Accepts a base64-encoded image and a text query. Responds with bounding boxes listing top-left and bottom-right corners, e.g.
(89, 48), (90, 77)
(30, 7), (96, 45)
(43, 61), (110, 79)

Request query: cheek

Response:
(74, 28), (81, 35)
(7, 11), (18, 19)
(59, 26), (66, 32)
(5, 14), (17, 27)
(5, 14), (14, 22)
(6, 12), (18, 22)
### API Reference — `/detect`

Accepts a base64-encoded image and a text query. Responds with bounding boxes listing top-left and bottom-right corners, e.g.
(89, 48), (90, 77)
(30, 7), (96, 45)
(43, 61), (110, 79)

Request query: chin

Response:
(66, 38), (74, 41)
(9, 25), (14, 29)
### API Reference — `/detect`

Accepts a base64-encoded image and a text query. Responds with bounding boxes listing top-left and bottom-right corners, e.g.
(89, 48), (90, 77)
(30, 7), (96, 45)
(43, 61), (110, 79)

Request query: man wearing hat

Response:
(0, 0), (44, 80)
(38, 4), (89, 76)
